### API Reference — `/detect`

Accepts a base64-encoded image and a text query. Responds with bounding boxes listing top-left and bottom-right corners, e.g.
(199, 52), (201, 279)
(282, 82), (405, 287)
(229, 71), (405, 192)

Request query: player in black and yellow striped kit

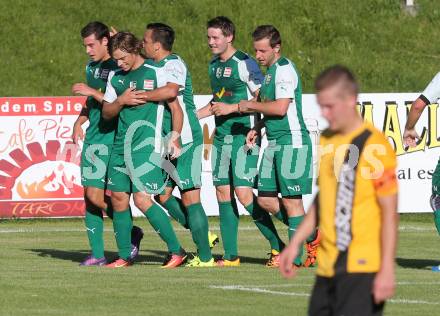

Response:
(279, 65), (398, 316)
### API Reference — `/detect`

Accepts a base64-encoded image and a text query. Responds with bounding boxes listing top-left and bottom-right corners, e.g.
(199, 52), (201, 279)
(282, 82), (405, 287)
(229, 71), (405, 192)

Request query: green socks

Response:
(187, 203), (212, 262)
(163, 195), (189, 229)
(273, 207), (289, 226)
(85, 208), (104, 259)
(288, 215), (304, 266)
(245, 197), (284, 252)
(219, 200), (240, 260)
(434, 210), (440, 235)
(112, 209), (133, 260)
(144, 203), (181, 254)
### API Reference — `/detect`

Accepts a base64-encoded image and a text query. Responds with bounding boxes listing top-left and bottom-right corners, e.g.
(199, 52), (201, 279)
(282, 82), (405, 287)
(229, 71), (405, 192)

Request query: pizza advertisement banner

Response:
(0, 94), (438, 218)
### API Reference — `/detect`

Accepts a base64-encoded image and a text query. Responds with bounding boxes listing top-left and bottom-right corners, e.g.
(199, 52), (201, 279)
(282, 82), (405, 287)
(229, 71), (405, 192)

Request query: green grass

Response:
(0, 215), (439, 315)
(2, 0), (440, 97)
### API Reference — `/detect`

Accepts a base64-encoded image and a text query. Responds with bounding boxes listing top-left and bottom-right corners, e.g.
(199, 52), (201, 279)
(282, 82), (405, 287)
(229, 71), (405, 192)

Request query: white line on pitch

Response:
(210, 285), (440, 305)
(209, 285), (310, 297)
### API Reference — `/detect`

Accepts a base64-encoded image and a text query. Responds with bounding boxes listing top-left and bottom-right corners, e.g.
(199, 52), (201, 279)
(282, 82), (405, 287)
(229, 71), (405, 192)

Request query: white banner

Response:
(0, 94), (436, 217)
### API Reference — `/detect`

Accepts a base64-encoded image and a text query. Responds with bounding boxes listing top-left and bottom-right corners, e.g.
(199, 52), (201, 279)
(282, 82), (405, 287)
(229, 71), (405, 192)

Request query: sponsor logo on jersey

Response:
(118, 79), (125, 85)
(101, 69), (110, 80)
(216, 67), (223, 79)
(129, 81), (137, 89)
(265, 74), (272, 85)
(143, 79), (154, 90)
(223, 67), (232, 77)
(94, 69), (101, 79)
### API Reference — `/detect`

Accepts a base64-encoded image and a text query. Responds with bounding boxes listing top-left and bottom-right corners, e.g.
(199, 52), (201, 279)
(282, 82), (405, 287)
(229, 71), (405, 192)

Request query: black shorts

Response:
(308, 273), (385, 316)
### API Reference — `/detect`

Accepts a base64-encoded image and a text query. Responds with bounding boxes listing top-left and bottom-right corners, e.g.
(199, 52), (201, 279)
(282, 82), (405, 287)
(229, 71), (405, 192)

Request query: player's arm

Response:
(167, 97), (183, 159)
(72, 83), (105, 103)
(370, 138), (398, 303)
(72, 107), (89, 144)
(241, 63), (295, 116)
(136, 83), (180, 102)
(404, 72), (440, 147)
(373, 192), (398, 304)
(279, 194), (318, 278)
(197, 102), (214, 119)
(238, 98), (290, 116)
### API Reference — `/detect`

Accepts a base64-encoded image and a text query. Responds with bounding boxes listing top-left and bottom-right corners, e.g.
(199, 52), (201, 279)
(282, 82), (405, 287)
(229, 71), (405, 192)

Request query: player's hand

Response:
(403, 128), (420, 148)
(72, 83), (95, 97)
(211, 102), (235, 116)
(167, 131), (181, 160)
(72, 122), (84, 144)
(372, 266), (395, 304)
(110, 26), (118, 37)
(279, 241), (300, 279)
(118, 88), (146, 106)
(246, 129), (258, 148)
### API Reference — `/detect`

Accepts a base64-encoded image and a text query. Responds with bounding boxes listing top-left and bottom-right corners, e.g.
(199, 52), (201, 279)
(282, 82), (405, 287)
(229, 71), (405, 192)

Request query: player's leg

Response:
(155, 186), (189, 229)
(172, 140), (214, 266)
(131, 152), (186, 268)
(133, 191), (186, 268)
(181, 188), (215, 266)
(307, 276), (333, 316)
(104, 153), (134, 267)
(232, 140), (285, 259)
(107, 191), (133, 267)
(155, 155), (189, 229)
(80, 143), (112, 266)
(334, 273), (384, 316)
(277, 144), (316, 267)
(212, 137), (240, 265)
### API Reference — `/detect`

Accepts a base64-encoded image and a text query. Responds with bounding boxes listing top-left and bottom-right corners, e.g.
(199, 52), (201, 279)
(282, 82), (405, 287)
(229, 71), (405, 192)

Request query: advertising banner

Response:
(0, 93), (436, 217)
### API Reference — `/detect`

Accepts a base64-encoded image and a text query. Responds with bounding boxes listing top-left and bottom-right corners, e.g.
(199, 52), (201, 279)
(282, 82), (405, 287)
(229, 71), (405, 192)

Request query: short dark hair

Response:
(81, 21), (110, 41)
(207, 16), (235, 40)
(146, 23), (175, 51)
(252, 25), (281, 48)
(315, 65), (359, 96)
(109, 32), (143, 56)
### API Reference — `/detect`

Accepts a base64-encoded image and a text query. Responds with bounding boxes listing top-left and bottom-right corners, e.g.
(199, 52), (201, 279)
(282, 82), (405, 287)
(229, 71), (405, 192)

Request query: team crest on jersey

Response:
(265, 74), (272, 85)
(143, 79), (154, 90)
(129, 81), (137, 89)
(223, 67), (232, 77)
(216, 67), (223, 79)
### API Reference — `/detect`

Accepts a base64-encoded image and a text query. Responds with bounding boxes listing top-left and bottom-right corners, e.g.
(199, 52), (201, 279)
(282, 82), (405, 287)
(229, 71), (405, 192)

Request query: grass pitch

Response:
(0, 214), (439, 315)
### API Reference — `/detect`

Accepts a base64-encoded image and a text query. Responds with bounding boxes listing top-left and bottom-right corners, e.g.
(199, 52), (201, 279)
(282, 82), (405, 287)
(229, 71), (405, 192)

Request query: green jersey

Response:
(103, 60), (166, 155)
(260, 57), (308, 146)
(147, 54), (202, 144)
(209, 50), (264, 138)
(84, 58), (119, 144)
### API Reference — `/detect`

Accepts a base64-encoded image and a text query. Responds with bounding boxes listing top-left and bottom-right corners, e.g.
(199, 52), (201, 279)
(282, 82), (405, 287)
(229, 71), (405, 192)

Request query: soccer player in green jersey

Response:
(71, 22), (143, 266)
(121, 23), (216, 267)
(198, 16), (285, 267)
(102, 32), (186, 268)
(242, 25), (320, 267)
(404, 71), (440, 272)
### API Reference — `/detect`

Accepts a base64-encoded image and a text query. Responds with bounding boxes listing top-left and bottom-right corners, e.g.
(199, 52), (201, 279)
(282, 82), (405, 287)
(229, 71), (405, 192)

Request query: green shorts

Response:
(107, 151), (165, 194)
(80, 143), (112, 189)
(258, 140), (313, 197)
(165, 138), (203, 191)
(211, 135), (259, 188)
(433, 158), (440, 195)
